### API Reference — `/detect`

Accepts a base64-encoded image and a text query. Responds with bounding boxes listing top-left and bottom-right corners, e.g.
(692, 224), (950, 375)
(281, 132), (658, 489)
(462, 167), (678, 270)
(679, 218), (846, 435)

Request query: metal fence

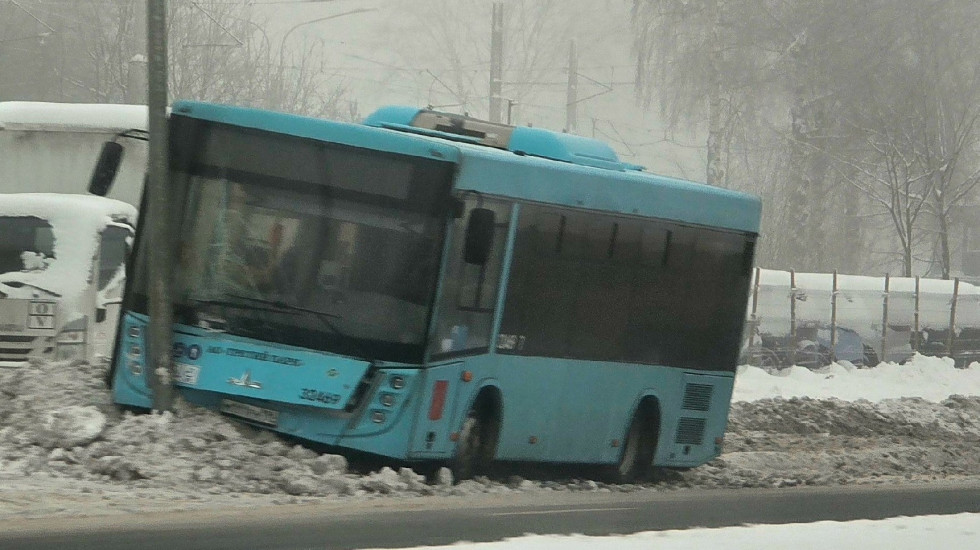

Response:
(742, 268), (980, 369)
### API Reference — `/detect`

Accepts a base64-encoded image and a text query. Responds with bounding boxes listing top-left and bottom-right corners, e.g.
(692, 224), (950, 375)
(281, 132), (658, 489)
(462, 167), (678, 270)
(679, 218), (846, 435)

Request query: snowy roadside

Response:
(1, 356), (979, 521)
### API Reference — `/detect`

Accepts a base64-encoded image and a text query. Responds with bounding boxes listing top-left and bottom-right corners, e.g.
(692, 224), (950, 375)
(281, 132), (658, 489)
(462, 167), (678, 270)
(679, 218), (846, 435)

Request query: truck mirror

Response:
(463, 208), (495, 265)
(89, 141), (124, 196)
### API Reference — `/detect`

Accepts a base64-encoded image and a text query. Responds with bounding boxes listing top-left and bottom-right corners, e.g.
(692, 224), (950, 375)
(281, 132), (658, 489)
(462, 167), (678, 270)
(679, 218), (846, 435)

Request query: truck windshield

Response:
(0, 216), (54, 275)
(162, 118), (454, 363)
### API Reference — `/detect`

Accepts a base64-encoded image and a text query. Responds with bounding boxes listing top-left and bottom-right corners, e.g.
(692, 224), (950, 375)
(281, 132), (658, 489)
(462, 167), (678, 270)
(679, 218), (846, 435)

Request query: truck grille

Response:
(0, 334), (41, 363)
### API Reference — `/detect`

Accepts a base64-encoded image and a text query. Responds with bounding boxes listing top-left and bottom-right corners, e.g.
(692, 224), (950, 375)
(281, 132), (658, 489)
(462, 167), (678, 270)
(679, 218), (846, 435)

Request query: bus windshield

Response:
(165, 120), (454, 363)
(0, 216), (55, 275)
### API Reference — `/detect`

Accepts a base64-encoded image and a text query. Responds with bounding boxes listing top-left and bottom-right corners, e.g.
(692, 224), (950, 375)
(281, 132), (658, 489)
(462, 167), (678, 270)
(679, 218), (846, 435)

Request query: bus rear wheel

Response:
(606, 402), (659, 484)
(451, 399), (500, 481)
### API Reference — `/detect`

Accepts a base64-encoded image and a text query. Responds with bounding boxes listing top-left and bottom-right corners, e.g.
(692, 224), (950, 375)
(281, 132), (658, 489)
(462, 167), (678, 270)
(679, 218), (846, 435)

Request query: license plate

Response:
(174, 363), (200, 385)
(220, 399), (279, 427)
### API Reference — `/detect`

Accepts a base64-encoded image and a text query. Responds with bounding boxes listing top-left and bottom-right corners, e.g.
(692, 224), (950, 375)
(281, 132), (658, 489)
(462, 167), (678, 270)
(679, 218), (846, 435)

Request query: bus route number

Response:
(300, 388), (342, 405)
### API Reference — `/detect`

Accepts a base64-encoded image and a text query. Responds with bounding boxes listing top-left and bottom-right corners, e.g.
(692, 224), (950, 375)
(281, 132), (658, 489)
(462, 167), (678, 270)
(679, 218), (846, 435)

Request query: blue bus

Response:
(99, 102), (761, 482)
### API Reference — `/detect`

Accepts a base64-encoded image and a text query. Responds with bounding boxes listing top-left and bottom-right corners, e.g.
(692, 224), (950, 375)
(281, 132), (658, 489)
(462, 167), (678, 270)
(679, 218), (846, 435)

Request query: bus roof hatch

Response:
(363, 106), (644, 172)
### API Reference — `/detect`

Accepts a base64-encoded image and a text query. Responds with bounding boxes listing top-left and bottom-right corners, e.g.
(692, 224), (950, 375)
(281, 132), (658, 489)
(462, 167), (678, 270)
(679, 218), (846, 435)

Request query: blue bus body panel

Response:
(174, 100), (760, 234)
(452, 146), (761, 234)
(361, 105), (423, 127)
(507, 126), (623, 170)
(115, 314), (731, 466)
(425, 355), (733, 467)
(170, 101), (460, 164)
(168, 324), (371, 410)
(114, 312), (424, 455)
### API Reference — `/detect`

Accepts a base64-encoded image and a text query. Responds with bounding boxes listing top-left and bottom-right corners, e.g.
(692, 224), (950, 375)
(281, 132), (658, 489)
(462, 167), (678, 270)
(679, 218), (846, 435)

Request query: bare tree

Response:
(4, 0), (354, 118)
(631, 0), (776, 187)
(838, 107), (936, 276)
(910, 3), (980, 278)
(631, 0), (980, 277)
(834, 1), (980, 278)
(385, 0), (578, 123)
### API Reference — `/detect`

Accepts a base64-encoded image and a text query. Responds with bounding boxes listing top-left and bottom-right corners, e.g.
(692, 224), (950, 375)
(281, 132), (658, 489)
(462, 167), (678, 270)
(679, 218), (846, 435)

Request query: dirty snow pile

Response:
(0, 360), (448, 502)
(1, 354), (979, 519)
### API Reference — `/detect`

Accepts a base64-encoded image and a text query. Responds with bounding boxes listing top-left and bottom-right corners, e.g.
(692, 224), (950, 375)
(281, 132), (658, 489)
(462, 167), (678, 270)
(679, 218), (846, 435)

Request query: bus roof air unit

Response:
(363, 106), (644, 172)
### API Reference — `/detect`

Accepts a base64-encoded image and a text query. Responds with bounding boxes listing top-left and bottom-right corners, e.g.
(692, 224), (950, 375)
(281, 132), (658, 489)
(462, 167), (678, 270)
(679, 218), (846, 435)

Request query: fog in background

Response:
(2, 0), (979, 279)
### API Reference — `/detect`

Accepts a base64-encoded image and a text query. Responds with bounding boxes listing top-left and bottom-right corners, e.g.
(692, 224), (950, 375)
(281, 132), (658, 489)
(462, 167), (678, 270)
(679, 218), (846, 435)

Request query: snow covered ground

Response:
(1, 354), (979, 544)
(733, 354), (980, 402)
(361, 513), (980, 550)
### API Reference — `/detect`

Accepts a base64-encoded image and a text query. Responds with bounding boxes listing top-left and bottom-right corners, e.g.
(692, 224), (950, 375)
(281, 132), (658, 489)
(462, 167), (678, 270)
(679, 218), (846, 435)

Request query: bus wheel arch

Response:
(450, 385), (502, 481)
(608, 395), (661, 484)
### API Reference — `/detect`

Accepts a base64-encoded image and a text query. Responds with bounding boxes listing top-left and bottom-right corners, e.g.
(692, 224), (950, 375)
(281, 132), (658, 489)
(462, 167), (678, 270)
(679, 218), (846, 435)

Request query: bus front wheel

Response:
(451, 397), (500, 481)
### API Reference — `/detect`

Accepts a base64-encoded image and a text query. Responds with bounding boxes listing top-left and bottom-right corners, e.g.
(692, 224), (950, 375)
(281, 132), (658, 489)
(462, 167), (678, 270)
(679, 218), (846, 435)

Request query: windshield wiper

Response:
(223, 294), (374, 361)
(224, 293), (339, 319)
(190, 295), (300, 316)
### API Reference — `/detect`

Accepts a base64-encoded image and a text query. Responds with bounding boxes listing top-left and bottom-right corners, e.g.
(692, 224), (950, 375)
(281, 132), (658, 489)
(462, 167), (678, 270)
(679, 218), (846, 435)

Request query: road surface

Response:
(2, 481), (979, 549)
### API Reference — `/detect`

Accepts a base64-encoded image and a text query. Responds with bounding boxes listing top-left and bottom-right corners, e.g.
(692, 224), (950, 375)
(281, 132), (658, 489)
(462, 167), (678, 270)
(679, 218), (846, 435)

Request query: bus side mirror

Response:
(89, 141), (124, 196)
(464, 208), (495, 265)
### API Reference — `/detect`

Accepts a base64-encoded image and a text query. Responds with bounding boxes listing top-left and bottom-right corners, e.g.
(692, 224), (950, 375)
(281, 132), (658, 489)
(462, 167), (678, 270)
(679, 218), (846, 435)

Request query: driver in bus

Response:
(216, 183), (288, 297)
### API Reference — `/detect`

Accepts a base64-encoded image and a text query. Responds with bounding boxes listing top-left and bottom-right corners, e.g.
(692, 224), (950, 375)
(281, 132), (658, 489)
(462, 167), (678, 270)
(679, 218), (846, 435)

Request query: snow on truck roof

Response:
(0, 193), (136, 224)
(0, 102), (147, 133)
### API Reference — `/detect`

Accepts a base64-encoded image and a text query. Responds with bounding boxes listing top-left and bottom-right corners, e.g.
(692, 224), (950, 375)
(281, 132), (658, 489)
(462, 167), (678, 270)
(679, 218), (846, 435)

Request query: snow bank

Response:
(2, 354), (980, 520)
(362, 513), (980, 550)
(734, 354), (980, 402)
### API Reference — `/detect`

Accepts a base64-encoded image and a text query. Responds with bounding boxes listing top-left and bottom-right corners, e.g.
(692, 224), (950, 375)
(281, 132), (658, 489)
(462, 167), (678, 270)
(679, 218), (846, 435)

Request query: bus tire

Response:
(451, 393), (500, 482)
(607, 400), (659, 484)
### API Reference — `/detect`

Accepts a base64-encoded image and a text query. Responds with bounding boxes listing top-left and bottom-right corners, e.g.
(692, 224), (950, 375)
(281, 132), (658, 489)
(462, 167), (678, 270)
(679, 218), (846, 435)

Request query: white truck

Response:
(0, 101), (147, 207)
(0, 102), (146, 367)
(0, 194), (137, 367)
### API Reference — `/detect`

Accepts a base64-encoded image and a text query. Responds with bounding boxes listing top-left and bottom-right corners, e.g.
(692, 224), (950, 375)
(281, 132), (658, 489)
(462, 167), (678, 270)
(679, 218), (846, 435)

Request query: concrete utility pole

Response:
(566, 40), (578, 132)
(146, 0), (175, 412)
(126, 55), (147, 104)
(488, 2), (504, 123)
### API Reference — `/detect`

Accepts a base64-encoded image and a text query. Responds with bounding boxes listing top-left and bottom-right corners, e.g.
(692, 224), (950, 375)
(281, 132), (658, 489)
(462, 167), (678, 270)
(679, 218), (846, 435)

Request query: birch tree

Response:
(631, 0), (772, 187)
